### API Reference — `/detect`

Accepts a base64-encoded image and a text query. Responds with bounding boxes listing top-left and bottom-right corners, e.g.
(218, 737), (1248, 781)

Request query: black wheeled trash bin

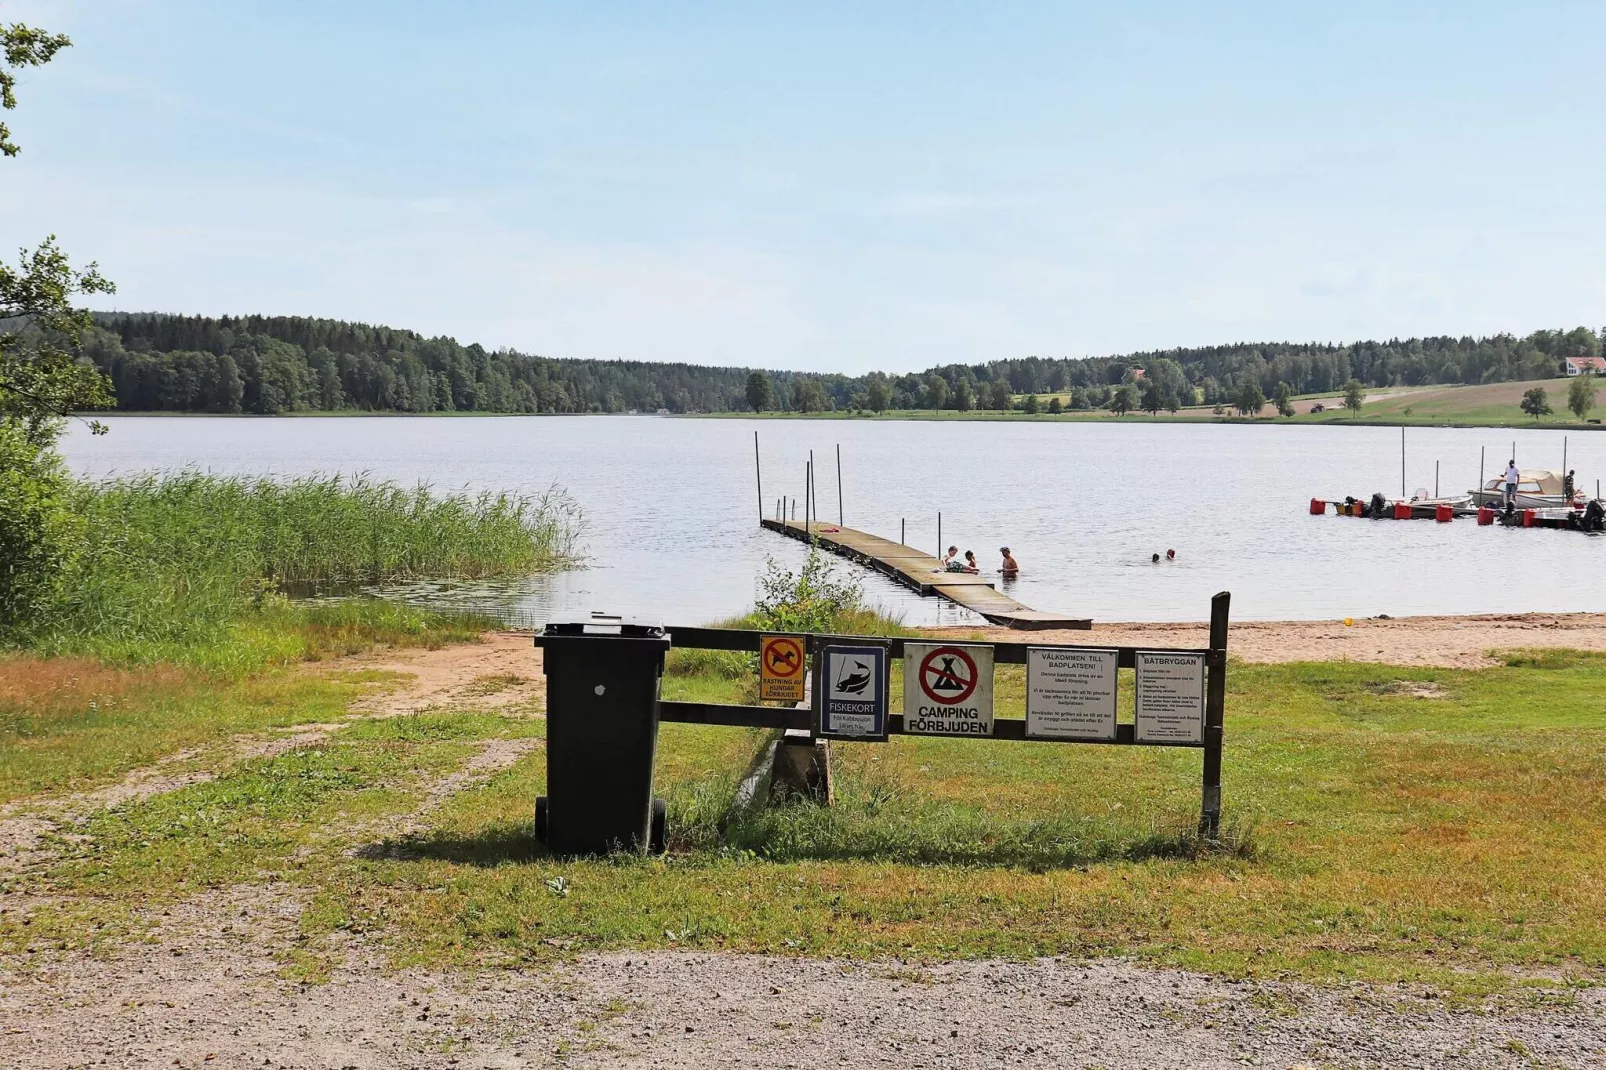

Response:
(534, 616), (671, 854)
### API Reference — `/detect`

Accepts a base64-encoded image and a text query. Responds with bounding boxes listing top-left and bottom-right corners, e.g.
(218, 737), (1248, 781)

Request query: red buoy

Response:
(1435, 504), (1453, 523)
(1309, 498), (1326, 515)
(1522, 509), (1536, 528)
(1477, 507), (1495, 525)
(1393, 502), (1412, 520)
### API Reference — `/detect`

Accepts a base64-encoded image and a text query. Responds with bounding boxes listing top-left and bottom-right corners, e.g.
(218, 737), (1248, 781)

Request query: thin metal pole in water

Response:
(1563, 435), (1568, 477)
(836, 443), (844, 526)
(1435, 460), (1439, 499)
(808, 450), (816, 529)
(1480, 447), (1485, 495)
(937, 512), (942, 560)
(753, 431), (763, 523)
(901, 518), (905, 545)
(1400, 426), (1406, 498)
(806, 460), (813, 537)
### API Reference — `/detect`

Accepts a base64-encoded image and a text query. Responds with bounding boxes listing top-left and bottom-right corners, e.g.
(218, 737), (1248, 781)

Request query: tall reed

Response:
(36, 472), (583, 649)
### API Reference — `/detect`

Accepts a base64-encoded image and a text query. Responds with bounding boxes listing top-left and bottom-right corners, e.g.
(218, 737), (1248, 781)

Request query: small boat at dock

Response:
(1469, 469), (1583, 511)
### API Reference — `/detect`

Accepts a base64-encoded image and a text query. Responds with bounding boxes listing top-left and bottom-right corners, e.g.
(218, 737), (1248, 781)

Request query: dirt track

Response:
(3, 884), (1602, 1070)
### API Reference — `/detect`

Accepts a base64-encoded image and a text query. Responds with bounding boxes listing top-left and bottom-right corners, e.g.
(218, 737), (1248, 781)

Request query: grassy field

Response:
(5, 619), (1605, 998)
(710, 376), (1604, 429)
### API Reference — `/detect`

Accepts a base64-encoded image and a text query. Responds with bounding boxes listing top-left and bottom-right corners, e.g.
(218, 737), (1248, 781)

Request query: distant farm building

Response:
(1565, 356), (1606, 376)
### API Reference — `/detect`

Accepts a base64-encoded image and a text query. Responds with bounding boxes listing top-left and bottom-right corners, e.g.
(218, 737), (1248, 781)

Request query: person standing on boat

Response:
(1564, 469), (1576, 499)
(1504, 460), (1520, 505)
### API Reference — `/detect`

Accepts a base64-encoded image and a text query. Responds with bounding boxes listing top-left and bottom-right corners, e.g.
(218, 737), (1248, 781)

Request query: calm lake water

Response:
(61, 416), (1605, 625)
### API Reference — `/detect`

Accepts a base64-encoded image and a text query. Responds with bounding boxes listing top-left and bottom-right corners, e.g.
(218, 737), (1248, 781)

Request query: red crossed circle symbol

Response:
(763, 638), (803, 678)
(918, 646), (977, 705)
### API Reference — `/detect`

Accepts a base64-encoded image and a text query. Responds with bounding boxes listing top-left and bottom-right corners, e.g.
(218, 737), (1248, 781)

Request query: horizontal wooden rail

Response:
(659, 701), (1221, 749)
(543, 625), (1222, 668)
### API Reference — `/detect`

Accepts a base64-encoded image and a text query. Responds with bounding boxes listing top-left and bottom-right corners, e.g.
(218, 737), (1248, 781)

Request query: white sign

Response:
(1026, 647), (1118, 740)
(816, 643), (889, 740)
(1134, 652), (1205, 744)
(902, 643), (994, 736)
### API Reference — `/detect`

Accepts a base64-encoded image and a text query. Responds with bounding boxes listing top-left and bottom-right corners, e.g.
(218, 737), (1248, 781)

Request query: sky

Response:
(3, 1), (1605, 373)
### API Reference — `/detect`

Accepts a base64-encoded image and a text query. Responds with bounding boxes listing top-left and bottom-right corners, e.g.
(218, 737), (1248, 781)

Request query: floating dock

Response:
(760, 518), (1090, 630)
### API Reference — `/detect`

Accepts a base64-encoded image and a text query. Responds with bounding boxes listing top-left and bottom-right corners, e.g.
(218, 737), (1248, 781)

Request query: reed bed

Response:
(32, 472), (583, 652)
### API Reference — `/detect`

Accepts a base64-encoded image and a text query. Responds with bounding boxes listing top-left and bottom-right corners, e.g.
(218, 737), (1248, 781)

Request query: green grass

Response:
(8, 626), (1606, 995)
(0, 601), (491, 802)
(12, 471), (581, 663)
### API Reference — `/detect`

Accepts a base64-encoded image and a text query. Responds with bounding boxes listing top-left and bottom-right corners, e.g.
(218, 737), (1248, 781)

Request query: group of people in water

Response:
(938, 546), (1019, 577)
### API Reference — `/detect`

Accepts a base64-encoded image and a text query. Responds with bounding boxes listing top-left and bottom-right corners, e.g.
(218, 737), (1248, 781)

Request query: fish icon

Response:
(836, 660), (872, 695)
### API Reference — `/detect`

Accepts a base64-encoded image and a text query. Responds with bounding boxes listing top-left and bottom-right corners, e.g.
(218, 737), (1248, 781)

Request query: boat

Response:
(1469, 468), (1583, 510)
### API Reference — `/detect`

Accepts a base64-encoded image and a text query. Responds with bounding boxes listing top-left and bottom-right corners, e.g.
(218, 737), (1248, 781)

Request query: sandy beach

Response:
(924, 611), (1606, 668)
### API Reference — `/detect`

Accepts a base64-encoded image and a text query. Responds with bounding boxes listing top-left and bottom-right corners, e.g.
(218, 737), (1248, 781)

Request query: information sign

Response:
(902, 643), (994, 736)
(1025, 647), (1118, 740)
(1133, 651), (1205, 743)
(758, 634), (805, 702)
(815, 642), (889, 741)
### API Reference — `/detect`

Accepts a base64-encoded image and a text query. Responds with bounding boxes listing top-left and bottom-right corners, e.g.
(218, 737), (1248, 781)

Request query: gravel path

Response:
(3, 897), (1601, 1070)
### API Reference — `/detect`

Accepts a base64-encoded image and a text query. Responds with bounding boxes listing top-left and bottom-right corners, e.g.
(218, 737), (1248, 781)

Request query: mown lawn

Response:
(5, 642), (1605, 997)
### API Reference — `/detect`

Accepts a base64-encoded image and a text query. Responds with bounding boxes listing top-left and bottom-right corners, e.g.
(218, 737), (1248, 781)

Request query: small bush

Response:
(0, 428), (83, 637)
(753, 545), (864, 634)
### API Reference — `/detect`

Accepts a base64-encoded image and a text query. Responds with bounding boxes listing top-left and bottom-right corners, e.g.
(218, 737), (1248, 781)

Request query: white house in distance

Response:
(1565, 356), (1606, 376)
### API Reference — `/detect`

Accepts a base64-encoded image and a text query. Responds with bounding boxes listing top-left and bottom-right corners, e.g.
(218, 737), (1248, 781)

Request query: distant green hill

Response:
(81, 312), (1602, 417)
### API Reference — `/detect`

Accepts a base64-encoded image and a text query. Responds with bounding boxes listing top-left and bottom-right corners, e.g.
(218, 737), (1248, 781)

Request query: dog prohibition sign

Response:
(902, 642), (994, 736)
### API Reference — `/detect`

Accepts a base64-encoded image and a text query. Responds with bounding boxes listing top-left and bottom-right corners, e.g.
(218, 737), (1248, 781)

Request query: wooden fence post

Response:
(1200, 590), (1231, 838)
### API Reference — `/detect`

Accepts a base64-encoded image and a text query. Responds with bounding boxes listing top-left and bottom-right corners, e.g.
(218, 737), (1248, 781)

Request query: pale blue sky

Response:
(4, 1), (1604, 371)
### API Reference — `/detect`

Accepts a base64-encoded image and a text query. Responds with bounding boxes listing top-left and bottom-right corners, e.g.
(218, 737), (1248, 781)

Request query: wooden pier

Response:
(760, 518), (1090, 631)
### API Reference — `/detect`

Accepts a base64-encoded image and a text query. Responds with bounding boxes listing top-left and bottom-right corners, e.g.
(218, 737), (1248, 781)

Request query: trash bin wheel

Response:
(534, 795), (549, 842)
(649, 798), (667, 854)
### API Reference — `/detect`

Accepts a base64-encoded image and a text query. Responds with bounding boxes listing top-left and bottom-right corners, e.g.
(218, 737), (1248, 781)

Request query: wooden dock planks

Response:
(760, 518), (1091, 630)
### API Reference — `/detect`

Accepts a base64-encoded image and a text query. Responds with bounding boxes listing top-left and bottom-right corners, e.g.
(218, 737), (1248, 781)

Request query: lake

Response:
(61, 416), (1605, 625)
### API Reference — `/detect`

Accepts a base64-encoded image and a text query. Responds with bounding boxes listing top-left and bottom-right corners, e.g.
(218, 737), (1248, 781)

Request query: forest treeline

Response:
(82, 312), (1604, 414)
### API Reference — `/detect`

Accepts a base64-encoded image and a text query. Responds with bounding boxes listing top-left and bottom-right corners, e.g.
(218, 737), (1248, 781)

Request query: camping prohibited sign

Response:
(758, 634), (805, 702)
(1134, 651), (1206, 744)
(902, 643), (994, 736)
(815, 642), (889, 741)
(1026, 647), (1118, 740)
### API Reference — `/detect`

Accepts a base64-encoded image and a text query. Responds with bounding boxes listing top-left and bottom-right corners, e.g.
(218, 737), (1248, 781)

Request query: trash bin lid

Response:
(543, 613), (665, 638)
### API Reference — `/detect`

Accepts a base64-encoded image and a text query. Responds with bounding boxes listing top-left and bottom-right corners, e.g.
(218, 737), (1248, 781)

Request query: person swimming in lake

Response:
(998, 547), (1019, 576)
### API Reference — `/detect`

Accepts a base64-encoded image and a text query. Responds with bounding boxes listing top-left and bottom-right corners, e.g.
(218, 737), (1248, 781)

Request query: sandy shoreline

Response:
(921, 611), (1606, 669)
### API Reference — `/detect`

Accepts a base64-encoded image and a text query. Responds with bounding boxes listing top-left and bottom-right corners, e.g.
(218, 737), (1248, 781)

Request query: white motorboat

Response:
(1469, 468), (1583, 510)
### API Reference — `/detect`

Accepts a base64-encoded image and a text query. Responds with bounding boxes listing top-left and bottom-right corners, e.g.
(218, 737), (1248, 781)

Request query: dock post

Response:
(808, 451), (815, 533)
(804, 460), (811, 538)
(1400, 426), (1405, 498)
(1435, 460), (1439, 499)
(836, 443), (844, 526)
(1200, 590), (1231, 839)
(754, 431), (763, 522)
(937, 512), (942, 560)
(901, 518), (905, 546)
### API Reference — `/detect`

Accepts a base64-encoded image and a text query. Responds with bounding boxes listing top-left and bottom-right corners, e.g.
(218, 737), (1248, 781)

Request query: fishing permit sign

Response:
(902, 642), (994, 736)
(815, 641), (889, 741)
